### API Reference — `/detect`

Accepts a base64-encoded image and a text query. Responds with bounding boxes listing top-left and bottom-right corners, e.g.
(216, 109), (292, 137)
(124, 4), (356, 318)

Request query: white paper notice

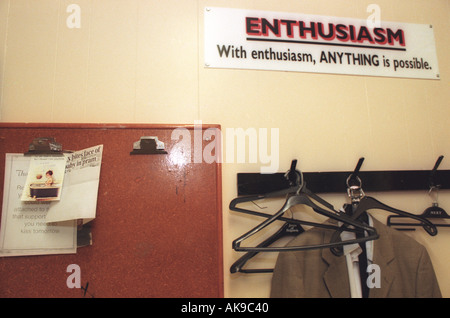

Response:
(0, 154), (77, 256)
(46, 145), (103, 224)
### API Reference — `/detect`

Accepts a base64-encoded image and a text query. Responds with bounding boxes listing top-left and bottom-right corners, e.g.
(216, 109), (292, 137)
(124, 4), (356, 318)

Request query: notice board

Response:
(0, 123), (223, 297)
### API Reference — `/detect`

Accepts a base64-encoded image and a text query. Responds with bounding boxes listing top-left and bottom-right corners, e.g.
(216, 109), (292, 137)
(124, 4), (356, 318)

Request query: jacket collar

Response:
(321, 217), (396, 298)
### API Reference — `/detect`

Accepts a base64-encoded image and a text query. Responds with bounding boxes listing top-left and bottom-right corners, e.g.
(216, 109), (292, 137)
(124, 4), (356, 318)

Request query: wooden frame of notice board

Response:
(0, 123), (223, 298)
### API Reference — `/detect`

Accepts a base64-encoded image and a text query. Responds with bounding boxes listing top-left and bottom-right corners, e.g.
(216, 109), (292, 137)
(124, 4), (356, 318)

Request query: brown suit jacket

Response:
(271, 217), (441, 298)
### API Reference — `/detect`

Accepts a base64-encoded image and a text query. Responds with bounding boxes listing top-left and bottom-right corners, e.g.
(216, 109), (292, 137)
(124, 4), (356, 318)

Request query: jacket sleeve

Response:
(416, 246), (442, 298)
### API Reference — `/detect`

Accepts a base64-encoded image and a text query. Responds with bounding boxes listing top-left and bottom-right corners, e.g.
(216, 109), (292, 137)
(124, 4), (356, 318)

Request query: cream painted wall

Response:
(1, 0), (449, 297)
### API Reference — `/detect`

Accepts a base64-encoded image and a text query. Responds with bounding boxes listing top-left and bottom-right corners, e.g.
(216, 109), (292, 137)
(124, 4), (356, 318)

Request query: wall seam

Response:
(51, 0), (63, 122)
(196, 1), (201, 120)
(0, 0), (11, 121)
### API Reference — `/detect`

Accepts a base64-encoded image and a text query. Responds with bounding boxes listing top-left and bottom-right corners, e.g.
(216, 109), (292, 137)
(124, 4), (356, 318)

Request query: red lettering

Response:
(373, 28), (387, 44)
(280, 19), (297, 38)
(246, 17), (261, 35)
(357, 26), (375, 44)
(387, 28), (405, 46)
(261, 18), (280, 36)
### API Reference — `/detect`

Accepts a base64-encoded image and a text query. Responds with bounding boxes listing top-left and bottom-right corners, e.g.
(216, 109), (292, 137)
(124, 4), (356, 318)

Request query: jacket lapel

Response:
(320, 217), (396, 298)
(368, 217), (396, 298)
(321, 230), (352, 298)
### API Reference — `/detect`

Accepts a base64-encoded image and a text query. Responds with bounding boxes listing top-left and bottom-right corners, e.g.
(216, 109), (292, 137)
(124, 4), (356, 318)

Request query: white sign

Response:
(204, 7), (440, 79)
(0, 154), (77, 256)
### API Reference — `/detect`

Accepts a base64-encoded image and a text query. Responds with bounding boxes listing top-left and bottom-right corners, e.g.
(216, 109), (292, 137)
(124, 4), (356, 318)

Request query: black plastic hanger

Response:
(346, 157), (440, 236)
(230, 160), (361, 233)
(388, 156), (450, 230)
(230, 161), (308, 274)
(331, 158), (438, 255)
(352, 196), (438, 235)
(230, 160), (378, 253)
(330, 159), (438, 256)
(387, 201), (450, 230)
(230, 222), (304, 273)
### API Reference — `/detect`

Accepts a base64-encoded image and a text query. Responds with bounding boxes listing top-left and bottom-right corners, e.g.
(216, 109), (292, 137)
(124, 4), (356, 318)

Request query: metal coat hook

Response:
(346, 157), (365, 203)
(429, 155), (444, 188)
(387, 156), (450, 231)
(423, 156), (449, 219)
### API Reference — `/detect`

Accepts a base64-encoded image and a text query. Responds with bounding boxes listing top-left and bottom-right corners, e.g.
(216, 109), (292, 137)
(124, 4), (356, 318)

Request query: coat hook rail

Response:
(237, 170), (450, 196)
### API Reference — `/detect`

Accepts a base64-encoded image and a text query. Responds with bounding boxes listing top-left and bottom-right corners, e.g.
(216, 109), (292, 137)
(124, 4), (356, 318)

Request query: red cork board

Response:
(0, 123), (223, 297)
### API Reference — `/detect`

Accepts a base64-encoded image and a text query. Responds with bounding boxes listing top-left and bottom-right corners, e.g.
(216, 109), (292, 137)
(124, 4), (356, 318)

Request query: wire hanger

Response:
(230, 160), (379, 253)
(330, 158), (438, 256)
(387, 156), (450, 230)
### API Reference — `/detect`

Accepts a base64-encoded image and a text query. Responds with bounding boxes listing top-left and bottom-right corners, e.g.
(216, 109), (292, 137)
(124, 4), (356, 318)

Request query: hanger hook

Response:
(346, 174), (365, 202)
(427, 155), (443, 207)
(428, 186), (440, 207)
(345, 157), (365, 203)
(294, 171), (304, 195)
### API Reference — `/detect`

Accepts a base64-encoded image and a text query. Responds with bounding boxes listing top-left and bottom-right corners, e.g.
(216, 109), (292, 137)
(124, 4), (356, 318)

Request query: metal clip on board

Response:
(130, 136), (167, 155)
(24, 137), (65, 156)
(387, 156), (450, 231)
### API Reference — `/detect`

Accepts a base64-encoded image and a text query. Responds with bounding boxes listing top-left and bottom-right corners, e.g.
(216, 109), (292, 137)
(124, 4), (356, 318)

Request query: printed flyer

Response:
(46, 145), (103, 224)
(0, 154), (77, 256)
(0, 145), (103, 256)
